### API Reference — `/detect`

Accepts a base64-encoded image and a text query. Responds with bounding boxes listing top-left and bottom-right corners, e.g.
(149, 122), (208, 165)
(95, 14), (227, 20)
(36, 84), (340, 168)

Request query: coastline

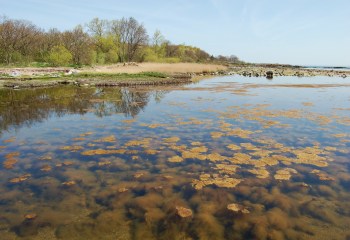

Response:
(0, 63), (349, 89)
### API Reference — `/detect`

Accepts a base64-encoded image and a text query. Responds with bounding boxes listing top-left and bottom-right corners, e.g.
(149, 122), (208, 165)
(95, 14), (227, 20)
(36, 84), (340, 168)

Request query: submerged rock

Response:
(24, 213), (37, 220)
(176, 206), (193, 218)
(227, 203), (250, 214)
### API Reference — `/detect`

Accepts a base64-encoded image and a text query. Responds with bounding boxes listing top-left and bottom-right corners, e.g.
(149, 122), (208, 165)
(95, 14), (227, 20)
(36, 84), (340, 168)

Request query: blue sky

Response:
(1, 0), (350, 66)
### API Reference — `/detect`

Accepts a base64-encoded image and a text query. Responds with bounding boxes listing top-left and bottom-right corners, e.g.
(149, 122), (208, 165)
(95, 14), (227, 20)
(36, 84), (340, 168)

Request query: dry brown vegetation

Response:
(84, 62), (228, 74)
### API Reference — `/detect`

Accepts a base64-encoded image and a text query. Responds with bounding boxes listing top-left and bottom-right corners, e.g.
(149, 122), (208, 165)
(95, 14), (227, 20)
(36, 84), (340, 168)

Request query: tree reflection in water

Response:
(0, 86), (166, 135)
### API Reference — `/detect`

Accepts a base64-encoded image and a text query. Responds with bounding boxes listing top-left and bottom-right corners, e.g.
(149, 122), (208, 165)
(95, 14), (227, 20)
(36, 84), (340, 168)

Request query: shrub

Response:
(47, 45), (73, 66)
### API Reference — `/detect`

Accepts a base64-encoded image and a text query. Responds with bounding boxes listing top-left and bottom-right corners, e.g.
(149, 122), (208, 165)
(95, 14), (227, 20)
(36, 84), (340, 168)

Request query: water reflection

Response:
(0, 87), (166, 135)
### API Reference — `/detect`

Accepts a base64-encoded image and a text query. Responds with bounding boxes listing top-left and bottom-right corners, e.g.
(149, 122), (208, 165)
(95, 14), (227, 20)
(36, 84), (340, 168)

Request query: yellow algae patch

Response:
(259, 157), (279, 166)
(232, 153), (251, 163)
(215, 164), (239, 174)
(168, 155), (184, 163)
(5, 152), (20, 158)
(191, 146), (208, 153)
(3, 152), (20, 169)
(60, 145), (83, 152)
(227, 203), (250, 214)
(227, 144), (241, 151)
(226, 128), (254, 138)
(311, 170), (335, 181)
(274, 168), (297, 180)
(170, 144), (187, 151)
(192, 174), (241, 190)
(80, 132), (94, 137)
(38, 155), (52, 161)
(3, 158), (18, 169)
(207, 153), (226, 162)
(94, 135), (116, 143)
(3, 137), (16, 143)
(24, 213), (37, 220)
(62, 181), (76, 186)
(0, 146), (6, 149)
(302, 102), (314, 106)
(164, 137), (180, 143)
(9, 174), (31, 183)
(122, 119), (136, 124)
(292, 149), (328, 167)
(211, 131), (224, 139)
(72, 137), (86, 141)
(98, 160), (112, 166)
(262, 120), (281, 128)
(332, 133), (347, 138)
(250, 150), (272, 158)
(177, 118), (206, 125)
(40, 165), (52, 172)
(182, 150), (207, 161)
(248, 168), (270, 179)
(81, 149), (126, 156)
(240, 143), (260, 151)
(144, 149), (158, 155)
(126, 150), (139, 155)
(124, 138), (151, 147)
(324, 146), (337, 152)
(220, 121), (233, 128)
(314, 115), (332, 125)
(131, 156), (139, 160)
(140, 123), (166, 129)
(191, 142), (202, 146)
(133, 172), (145, 179)
(118, 187), (129, 193)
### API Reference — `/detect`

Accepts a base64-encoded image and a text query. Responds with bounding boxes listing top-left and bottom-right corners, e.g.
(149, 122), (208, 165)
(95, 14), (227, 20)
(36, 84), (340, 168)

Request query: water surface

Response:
(1, 76), (350, 239)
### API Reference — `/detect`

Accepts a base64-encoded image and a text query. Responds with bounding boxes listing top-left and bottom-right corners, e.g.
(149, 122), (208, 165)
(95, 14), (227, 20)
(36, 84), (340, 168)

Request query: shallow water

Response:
(0, 76), (350, 240)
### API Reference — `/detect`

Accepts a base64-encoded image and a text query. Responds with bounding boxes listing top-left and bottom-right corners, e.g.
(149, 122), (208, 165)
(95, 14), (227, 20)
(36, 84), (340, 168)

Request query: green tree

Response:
(47, 45), (72, 66)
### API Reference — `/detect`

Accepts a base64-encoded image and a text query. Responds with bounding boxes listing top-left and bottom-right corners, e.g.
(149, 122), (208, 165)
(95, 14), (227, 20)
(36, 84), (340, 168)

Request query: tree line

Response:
(0, 16), (241, 66)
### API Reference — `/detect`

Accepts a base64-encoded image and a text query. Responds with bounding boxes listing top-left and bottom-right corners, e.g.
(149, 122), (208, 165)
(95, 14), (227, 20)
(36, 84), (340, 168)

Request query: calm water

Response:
(0, 76), (350, 240)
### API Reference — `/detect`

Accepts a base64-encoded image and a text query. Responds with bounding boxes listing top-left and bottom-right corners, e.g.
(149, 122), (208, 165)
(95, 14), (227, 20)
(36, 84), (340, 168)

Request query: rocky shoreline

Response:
(0, 65), (349, 89)
(226, 65), (349, 78)
(0, 74), (192, 89)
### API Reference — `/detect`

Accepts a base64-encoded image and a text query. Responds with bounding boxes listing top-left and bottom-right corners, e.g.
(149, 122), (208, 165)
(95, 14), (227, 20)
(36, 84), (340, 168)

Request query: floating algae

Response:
(226, 144), (241, 151)
(60, 145), (83, 152)
(168, 155), (184, 163)
(211, 132), (224, 139)
(274, 168), (298, 180)
(215, 164), (239, 174)
(40, 165), (52, 172)
(3, 152), (19, 169)
(311, 170), (335, 181)
(81, 148), (126, 156)
(248, 167), (270, 179)
(227, 203), (250, 214)
(192, 174), (242, 190)
(9, 174), (31, 183)
(62, 181), (76, 186)
(93, 135), (116, 143)
(38, 155), (52, 161)
(164, 136), (180, 143)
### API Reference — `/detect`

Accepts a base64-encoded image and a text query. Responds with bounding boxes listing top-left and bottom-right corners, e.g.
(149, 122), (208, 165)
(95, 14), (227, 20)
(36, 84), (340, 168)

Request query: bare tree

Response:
(62, 25), (93, 65)
(152, 29), (165, 56)
(110, 17), (148, 62)
(0, 17), (41, 64)
(86, 17), (108, 37)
